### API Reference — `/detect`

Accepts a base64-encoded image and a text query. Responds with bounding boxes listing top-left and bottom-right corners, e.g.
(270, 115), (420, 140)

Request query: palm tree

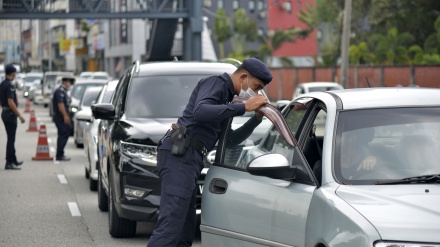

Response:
(368, 28), (414, 65)
(214, 8), (232, 59)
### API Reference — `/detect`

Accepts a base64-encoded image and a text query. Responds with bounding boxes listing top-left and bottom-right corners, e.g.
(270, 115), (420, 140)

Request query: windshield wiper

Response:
(374, 174), (440, 185)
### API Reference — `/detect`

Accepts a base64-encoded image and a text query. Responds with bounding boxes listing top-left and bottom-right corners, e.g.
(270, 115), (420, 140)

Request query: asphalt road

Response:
(0, 94), (202, 247)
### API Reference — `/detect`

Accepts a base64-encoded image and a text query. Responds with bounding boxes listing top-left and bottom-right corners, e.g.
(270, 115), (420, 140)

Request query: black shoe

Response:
(13, 160), (23, 166)
(56, 156), (71, 161)
(5, 162), (21, 170)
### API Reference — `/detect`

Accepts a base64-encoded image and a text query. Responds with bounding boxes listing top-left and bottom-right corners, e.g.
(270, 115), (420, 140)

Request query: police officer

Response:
(0, 64), (26, 170)
(52, 77), (74, 161)
(148, 58), (272, 247)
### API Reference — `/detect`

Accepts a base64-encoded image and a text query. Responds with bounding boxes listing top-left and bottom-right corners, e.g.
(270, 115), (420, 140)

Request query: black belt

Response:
(2, 106), (11, 110)
(189, 137), (208, 158)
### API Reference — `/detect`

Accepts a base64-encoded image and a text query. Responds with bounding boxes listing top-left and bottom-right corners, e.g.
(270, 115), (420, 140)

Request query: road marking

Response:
(68, 202), (81, 217)
(57, 174), (68, 184)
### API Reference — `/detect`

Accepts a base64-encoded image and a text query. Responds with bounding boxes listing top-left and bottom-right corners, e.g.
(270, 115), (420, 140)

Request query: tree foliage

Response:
(214, 8), (232, 59)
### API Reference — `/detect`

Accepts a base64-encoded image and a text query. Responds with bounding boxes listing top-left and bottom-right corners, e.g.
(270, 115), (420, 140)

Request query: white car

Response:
(83, 80), (119, 191)
(293, 82), (343, 99)
(74, 86), (104, 148)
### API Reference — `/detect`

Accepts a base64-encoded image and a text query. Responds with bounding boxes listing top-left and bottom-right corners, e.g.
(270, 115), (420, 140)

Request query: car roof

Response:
(74, 79), (109, 84)
(299, 82), (343, 87)
(136, 62), (238, 77)
(324, 88), (440, 110)
(44, 71), (74, 76)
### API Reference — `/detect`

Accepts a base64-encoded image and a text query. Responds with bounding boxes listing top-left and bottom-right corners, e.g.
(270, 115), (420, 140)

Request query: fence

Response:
(265, 65), (440, 101)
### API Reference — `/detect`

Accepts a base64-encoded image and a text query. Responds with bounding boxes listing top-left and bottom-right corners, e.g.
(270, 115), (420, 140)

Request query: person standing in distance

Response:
(0, 64), (26, 170)
(52, 77), (74, 161)
(147, 58), (272, 247)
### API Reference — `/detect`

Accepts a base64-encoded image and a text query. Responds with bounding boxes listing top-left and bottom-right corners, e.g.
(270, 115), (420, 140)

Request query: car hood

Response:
(118, 117), (176, 144)
(336, 185), (440, 242)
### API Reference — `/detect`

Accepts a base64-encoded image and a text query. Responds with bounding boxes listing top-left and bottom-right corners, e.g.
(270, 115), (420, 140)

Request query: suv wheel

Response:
(108, 171), (136, 238)
(98, 170), (108, 212)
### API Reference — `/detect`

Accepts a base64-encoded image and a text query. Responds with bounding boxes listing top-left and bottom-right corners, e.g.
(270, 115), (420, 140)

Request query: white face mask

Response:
(239, 77), (257, 98)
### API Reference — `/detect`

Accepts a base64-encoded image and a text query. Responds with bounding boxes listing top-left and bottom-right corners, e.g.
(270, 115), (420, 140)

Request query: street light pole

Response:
(340, 0), (352, 88)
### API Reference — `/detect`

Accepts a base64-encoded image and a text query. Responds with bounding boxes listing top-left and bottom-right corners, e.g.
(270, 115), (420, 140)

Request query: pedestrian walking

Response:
(52, 77), (75, 161)
(147, 58), (273, 247)
(0, 64), (26, 170)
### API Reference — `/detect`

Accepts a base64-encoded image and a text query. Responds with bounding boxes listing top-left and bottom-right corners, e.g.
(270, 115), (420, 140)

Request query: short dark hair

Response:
(233, 65), (248, 74)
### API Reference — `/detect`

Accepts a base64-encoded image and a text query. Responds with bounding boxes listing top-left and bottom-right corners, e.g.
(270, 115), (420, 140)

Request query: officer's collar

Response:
(220, 73), (235, 100)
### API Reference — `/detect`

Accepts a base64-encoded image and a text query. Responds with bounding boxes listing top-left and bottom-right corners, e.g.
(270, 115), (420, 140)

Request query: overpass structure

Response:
(0, 0), (203, 61)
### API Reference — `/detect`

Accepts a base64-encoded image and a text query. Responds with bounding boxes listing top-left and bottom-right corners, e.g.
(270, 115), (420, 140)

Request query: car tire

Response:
(98, 170), (109, 212)
(108, 170), (136, 238)
(44, 104), (48, 108)
(85, 167), (90, 179)
(89, 174), (98, 191)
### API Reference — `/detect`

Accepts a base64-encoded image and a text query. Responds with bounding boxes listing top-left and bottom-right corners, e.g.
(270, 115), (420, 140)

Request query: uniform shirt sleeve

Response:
(53, 89), (64, 103)
(6, 83), (15, 99)
(193, 77), (245, 122)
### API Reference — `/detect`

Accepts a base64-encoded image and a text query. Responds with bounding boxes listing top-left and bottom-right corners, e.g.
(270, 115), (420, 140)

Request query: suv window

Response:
(125, 75), (212, 118)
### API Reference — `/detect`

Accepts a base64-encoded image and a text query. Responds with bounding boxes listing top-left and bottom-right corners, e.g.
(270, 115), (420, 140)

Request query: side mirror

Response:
(247, 154), (297, 180)
(91, 103), (116, 120)
(75, 110), (92, 122)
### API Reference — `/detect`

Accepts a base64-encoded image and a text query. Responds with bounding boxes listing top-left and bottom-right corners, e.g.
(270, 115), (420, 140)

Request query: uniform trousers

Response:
(1, 110), (18, 163)
(54, 117), (71, 159)
(148, 140), (203, 247)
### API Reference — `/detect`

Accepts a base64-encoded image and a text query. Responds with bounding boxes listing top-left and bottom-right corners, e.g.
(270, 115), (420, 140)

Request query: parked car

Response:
(202, 87), (440, 247)
(293, 82), (343, 99)
(68, 79), (108, 135)
(22, 72), (43, 98)
(91, 71), (111, 80)
(74, 86), (103, 148)
(79, 72), (93, 79)
(28, 80), (42, 102)
(83, 80), (119, 191)
(91, 60), (238, 238)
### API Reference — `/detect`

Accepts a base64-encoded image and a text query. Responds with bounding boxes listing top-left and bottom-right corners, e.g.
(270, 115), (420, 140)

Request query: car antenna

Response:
(365, 77), (371, 88)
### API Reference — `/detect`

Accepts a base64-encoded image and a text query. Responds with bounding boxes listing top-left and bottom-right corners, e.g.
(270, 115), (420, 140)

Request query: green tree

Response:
(230, 8), (258, 57)
(424, 16), (440, 54)
(349, 42), (373, 64)
(214, 8), (232, 59)
(368, 28), (414, 65)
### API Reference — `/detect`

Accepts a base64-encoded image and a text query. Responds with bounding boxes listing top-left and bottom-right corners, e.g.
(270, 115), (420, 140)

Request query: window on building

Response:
(203, 0), (212, 7)
(233, 0), (239, 10)
(217, 0), (224, 9)
(297, 1), (302, 8)
(257, 0), (264, 11)
(249, 0), (255, 12)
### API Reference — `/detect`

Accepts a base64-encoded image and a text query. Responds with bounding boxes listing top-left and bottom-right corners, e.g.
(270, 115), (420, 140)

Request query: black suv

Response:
(92, 60), (237, 238)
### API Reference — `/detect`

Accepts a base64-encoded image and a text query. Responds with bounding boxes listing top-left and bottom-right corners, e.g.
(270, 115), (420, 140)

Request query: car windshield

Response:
(308, 86), (340, 92)
(24, 76), (42, 83)
(334, 107), (440, 185)
(125, 75), (210, 118)
(92, 75), (108, 80)
(71, 83), (104, 100)
(45, 75), (57, 85)
(81, 89), (102, 107)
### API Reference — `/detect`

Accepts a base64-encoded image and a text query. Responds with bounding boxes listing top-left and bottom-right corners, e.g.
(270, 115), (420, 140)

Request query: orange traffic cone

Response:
(32, 124), (53, 160)
(27, 110), (38, 132)
(24, 98), (31, 113)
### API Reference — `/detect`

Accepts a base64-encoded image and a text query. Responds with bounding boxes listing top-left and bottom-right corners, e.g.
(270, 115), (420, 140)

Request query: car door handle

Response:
(209, 178), (228, 194)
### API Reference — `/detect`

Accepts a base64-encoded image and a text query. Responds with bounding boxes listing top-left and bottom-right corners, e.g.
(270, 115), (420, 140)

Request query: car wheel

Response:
(108, 170), (136, 238)
(44, 104), (48, 108)
(85, 167), (90, 179)
(98, 170), (108, 212)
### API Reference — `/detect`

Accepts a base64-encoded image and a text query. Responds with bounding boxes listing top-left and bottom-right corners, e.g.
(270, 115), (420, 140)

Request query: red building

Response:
(267, 0), (318, 66)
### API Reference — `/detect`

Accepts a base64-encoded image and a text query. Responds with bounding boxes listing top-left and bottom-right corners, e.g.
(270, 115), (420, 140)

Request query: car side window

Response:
(111, 74), (126, 107)
(112, 73), (130, 116)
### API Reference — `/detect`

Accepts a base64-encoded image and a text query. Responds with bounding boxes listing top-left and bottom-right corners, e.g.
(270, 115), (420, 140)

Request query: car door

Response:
(202, 98), (317, 247)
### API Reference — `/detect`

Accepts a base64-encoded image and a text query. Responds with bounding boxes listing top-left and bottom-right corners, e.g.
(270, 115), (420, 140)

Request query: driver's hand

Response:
(244, 95), (268, 112)
(357, 156), (377, 171)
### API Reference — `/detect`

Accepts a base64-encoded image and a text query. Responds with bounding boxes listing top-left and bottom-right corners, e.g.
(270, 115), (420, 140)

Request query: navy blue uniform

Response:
(0, 78), (19, 163)
(52, 86), (70, 159)
(148, 73), (262, 247)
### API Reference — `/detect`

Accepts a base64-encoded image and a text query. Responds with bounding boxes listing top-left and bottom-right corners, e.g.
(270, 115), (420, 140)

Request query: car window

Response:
(335, 107), (440, 185)
(71, 83), (105, 100)
(308, 86), (341, 92)
(81, 88), (102, 107)
(124, 75), (212, 118)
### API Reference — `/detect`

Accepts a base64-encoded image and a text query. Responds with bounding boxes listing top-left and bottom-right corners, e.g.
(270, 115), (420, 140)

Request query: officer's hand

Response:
(19, 116), (25, 124)
(64, 116), (70, 125)
(244, 95), (268, 112)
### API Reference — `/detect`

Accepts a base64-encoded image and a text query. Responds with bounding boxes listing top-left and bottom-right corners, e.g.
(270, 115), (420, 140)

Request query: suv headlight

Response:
(375, 242), (440, 247)
(71, 106), (78, 113)
(120, 141), (157, 164)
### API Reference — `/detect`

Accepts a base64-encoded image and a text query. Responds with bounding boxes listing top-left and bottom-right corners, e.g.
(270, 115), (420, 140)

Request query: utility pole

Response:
(340, 0), (352, 88)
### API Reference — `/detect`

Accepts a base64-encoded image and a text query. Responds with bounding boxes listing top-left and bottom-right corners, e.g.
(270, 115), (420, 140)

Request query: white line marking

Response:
(48, 138), (52, 144)
(50, 147), (55, 153)
(57, 174), (68, 184)
(68, 202), (81, 217)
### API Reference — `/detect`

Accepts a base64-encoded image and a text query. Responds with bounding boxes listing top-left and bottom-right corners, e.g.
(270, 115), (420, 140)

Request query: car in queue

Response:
(83, 80), (119, 191)
(74, 86), (103, 148)
(91, 60), (238, 238)
(202, 88), (440, 247)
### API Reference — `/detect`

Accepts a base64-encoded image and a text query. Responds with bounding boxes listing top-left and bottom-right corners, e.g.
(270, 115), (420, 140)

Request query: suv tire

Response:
(108, 170), (136, 238)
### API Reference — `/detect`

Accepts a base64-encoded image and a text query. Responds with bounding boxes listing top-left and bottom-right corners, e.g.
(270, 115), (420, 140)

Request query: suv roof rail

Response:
(133, 60), (140, 73)
(219, 58), (242, 68)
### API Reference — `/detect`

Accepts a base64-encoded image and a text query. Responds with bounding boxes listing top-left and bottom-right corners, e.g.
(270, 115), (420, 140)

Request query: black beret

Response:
(242, 58), (272, 85)
(5, 64), (17, 75)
